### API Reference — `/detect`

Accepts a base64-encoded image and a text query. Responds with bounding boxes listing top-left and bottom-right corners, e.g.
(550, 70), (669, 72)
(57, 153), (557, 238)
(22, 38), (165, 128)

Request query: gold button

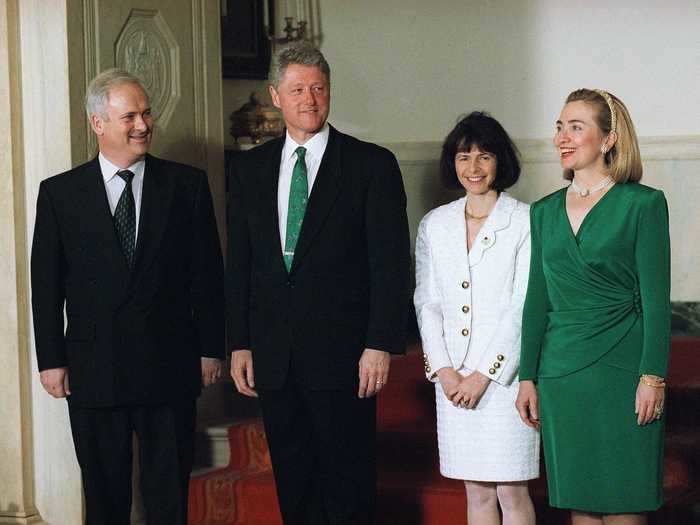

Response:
(494, 362), (501, 369)
(461, 281), (470, 289)
(489, 368), (496, 375)
(462, 305), (470, 313)
(497, 354), (504, 361)
(461, 328), (469, 336)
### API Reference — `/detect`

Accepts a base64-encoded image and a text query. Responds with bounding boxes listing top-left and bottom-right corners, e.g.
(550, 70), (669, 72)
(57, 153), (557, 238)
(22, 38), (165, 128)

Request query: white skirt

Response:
(435, 369), (540, 482)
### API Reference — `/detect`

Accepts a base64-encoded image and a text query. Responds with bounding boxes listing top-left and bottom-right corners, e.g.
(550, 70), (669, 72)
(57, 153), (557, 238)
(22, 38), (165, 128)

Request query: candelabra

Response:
(265, 0), (313, 49)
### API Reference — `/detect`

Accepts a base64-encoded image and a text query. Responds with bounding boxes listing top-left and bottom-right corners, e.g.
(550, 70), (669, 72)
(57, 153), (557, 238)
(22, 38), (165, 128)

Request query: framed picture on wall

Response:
(221, 0), (274, 79)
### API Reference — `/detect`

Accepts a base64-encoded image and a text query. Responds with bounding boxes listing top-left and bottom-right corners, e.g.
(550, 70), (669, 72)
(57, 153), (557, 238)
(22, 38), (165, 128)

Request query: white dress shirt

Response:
(277, 123), (330, 250)
(99, 153), (145, 242)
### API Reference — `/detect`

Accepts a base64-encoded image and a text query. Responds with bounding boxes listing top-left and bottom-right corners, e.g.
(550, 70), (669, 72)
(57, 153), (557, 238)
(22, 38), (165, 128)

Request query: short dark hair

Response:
(440, 111), (521, 191)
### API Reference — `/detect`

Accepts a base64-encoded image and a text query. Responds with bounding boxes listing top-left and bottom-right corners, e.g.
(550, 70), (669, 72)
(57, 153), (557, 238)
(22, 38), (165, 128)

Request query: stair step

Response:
(189, 469), (282, 525)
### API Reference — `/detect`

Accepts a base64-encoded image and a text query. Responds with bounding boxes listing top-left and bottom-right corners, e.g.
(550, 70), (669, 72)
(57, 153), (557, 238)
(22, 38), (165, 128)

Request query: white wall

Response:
(316, 0), (699, 142)
(223, 0), (699, 142)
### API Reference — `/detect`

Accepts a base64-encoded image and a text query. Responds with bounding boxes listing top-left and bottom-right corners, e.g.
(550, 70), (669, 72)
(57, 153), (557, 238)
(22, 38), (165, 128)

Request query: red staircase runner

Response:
(189, 339), (700, 524)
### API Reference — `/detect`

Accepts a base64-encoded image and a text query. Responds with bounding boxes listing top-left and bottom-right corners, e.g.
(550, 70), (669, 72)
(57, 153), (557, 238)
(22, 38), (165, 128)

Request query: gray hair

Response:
(268, 42), (330, 88)
(85, 68), (149, 120)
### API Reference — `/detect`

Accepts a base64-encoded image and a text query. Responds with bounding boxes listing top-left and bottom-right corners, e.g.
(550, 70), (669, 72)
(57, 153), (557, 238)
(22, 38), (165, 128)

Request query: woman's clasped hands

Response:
(436, 367), (491, 409)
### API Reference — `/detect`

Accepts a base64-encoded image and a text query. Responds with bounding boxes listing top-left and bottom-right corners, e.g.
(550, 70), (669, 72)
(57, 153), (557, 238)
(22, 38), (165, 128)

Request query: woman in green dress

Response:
(515, 89), (670, 525)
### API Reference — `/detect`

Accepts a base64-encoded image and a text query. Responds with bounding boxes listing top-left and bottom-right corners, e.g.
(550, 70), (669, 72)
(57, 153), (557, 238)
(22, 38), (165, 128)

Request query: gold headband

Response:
(594, 89), (617, 134)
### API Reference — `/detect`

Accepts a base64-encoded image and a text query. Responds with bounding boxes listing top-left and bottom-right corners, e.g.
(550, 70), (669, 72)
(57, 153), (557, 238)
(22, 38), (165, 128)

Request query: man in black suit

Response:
(227, 43), (411, 524)
(31, 69), (224, 525)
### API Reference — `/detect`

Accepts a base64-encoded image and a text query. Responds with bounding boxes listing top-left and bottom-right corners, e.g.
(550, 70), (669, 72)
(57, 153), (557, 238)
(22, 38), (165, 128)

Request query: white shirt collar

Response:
(99, 152), (146, 182)
(282, 123), (330, 163)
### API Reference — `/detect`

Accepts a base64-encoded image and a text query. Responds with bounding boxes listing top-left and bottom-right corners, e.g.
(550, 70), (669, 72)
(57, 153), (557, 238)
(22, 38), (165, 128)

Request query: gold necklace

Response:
(464, 203), (489, 221)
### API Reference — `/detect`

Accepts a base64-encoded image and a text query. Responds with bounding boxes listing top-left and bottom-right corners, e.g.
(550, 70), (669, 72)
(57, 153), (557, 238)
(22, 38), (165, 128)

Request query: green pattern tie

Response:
(114, 169), (136, 269)
(283, 147), (308, 271)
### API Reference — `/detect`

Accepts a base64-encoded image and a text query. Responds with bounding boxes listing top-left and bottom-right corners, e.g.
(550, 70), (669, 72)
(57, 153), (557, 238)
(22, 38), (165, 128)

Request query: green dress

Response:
(520, 182), (671, 513)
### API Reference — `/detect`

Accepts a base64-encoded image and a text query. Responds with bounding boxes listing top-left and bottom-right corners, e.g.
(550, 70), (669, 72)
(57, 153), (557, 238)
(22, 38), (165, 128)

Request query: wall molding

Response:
(383, 135), (700, 165)
(115, 9), (181, 129)
(0, 0), (45, 522)
(83, 0), (98, 158)
(191, 0), (207, 167)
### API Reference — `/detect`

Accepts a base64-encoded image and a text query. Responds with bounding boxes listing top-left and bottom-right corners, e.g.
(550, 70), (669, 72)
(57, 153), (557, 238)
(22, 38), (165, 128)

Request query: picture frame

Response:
(221, 0), (274, 79)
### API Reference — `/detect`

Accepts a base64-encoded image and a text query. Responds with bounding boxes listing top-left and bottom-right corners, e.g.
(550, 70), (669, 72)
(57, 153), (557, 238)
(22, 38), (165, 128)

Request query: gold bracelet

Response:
(640, 374), (666, 388)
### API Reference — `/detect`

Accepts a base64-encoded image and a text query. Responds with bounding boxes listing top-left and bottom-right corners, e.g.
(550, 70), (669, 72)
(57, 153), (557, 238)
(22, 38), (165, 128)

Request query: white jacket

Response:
(414, 192), (530, 385)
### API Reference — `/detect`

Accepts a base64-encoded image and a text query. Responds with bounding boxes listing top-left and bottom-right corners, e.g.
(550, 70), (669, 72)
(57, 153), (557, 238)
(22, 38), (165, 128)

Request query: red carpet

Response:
(189, 339), (700, 524)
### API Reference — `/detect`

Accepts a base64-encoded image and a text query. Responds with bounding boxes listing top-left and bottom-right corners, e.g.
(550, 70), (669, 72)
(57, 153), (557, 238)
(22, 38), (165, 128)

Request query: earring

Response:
(601, 145), (608, 154)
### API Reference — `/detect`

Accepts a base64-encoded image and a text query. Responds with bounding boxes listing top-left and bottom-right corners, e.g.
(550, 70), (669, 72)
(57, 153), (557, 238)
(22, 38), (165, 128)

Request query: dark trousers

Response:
(67, 399), (196, 525)
(258, 375), (377, 525)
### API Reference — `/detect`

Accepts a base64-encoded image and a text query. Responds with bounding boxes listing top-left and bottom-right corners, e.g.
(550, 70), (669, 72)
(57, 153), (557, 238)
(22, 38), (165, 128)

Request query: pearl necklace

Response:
(569, 176), (613, 197)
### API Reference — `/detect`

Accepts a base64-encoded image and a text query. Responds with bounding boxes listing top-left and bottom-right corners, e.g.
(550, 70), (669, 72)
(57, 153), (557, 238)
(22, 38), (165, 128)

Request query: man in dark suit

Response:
(227, 43), (411, 524)
(31, 69), (224, 525)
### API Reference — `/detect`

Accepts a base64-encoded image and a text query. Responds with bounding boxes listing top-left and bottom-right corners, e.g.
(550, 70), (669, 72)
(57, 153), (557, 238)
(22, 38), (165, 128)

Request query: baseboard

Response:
(0, 515), (46, 525)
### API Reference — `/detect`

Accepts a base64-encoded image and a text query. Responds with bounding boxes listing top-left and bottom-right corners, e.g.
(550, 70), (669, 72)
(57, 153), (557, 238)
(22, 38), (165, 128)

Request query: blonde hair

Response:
(563, 89), (642, 183)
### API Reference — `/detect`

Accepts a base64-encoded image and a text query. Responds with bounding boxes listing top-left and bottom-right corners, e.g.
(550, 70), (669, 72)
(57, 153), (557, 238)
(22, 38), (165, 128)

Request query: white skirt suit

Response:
(414, 192), (539, 481)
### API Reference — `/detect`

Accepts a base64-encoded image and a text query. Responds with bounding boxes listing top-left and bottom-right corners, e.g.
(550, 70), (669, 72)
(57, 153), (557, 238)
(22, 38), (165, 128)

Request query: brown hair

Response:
(563, 89), (642, 183)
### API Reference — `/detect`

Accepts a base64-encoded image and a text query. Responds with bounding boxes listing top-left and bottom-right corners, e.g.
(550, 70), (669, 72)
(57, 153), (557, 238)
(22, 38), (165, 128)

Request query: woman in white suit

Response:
(414, 112), (539, 525)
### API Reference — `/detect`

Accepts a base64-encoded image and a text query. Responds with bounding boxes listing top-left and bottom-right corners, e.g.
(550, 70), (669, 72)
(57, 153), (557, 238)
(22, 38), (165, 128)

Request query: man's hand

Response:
(358, 348), (390, 398)
(450, 371), (490, 409)
(201, 357), (222, 387)
(40, 367), (71, 398)
(230, 350), (257, 397)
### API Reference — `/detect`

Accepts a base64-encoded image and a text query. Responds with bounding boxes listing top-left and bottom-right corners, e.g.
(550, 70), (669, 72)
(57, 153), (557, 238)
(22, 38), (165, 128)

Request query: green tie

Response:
(114, 169), (136, 269)
(283, 147), (308, 271)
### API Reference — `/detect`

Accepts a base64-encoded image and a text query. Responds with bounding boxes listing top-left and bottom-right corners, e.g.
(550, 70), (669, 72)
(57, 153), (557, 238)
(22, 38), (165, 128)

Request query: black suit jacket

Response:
(31, 154), (224, 408)
(226, 126), (411, 390)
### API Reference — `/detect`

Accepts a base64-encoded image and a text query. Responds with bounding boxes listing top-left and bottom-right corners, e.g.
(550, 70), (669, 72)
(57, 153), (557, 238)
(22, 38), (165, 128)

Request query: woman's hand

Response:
(515, 380), (540, 430)
(436, 367), (462, 401)
(450, 371), (491, 409)
(635, 382), (665, 426)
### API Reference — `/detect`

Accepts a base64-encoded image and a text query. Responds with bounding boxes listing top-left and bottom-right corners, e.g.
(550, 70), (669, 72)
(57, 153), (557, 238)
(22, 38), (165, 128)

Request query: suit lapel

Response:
(130, 154), (172, 281)
(468, 192), (516, 267)
(79, 157), (117, 233)
(446, 196), (471, 270)
(77, 157), (132, 283)
(259, 139), (288, 275)
(289, 126), (343, 273)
